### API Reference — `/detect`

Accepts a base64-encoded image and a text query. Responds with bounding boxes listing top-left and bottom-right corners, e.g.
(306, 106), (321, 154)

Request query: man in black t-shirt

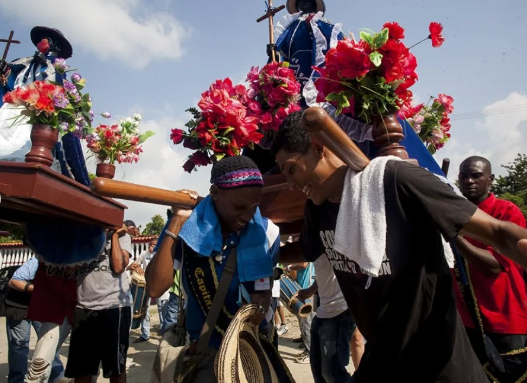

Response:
(272, 112), (527, 382)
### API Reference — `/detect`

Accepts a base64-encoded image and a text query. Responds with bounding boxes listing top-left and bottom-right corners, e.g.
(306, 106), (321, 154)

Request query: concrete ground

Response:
(0, 308), (353, 382)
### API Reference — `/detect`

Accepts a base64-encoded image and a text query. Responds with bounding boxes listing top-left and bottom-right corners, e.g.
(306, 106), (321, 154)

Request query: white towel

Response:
(334, 156), (402, 277)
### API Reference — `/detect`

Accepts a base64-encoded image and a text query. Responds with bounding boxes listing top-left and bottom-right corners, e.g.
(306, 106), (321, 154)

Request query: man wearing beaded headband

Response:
(146, 156), (293, 382)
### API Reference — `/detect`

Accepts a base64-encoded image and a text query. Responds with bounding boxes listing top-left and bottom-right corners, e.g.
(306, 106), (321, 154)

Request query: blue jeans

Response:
(140, 297), (152, 340)
(156, 298), (168, 330)
(160, 292), (181, 335)
(310, 311), (356, 383)
(6, 318), (64, 383)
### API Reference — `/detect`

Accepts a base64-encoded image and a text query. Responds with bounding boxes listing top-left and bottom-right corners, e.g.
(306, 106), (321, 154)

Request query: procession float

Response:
(0, 2), (455, 381)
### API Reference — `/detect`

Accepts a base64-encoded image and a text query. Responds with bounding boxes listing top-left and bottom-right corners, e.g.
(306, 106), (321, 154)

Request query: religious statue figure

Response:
(275, 0), (342, 101)
(0, 26), (90, 186)
(275, 0), (374, 145)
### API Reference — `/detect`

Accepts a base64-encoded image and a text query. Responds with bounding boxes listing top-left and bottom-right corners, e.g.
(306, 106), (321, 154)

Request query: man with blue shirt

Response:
(5, 257), (65, 383)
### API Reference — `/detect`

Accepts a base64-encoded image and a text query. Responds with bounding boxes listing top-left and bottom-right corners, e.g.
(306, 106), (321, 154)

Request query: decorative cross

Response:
(1, 31), (21, 60)
(256, 0), (285, 62)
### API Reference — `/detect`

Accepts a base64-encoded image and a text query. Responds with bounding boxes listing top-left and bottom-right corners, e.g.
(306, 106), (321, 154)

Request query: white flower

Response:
(133, 113), (143, 121)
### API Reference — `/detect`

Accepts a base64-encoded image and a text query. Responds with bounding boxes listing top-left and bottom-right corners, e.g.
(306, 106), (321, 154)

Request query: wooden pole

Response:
(441, 158), (451, 177)
(256, 1), (285, 63)
(90, 178), (200, 208)
(268, 0), (276, 62)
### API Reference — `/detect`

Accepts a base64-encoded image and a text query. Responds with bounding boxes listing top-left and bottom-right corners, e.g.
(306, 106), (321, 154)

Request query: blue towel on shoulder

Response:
(178, 195), (274, 282)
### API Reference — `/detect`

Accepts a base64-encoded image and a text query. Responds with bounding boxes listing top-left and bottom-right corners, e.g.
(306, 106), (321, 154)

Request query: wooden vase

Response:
(25, 124), (59, 166)
(96, 163), (116, 179)
(372, 114), (409, 159)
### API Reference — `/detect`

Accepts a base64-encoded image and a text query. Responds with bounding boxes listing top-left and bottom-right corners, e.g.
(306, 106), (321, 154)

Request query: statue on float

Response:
(0, 26), (90, 186)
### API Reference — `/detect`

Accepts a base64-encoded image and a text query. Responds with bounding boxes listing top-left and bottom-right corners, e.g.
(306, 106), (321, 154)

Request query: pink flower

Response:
(436, 94), (454, 114)
(413, 114), (424, 124)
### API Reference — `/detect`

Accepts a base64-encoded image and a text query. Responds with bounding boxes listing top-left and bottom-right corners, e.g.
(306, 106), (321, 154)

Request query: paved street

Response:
(1, 309), (348, 382)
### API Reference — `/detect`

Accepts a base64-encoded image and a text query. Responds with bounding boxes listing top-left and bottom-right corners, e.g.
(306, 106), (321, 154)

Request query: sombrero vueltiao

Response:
(215, 304), (296, 383)
(286, 0), (325, 14)
(30, 26), (73, 59)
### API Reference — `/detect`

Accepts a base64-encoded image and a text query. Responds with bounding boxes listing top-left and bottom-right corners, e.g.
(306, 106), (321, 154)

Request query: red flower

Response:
(436, 94), (454, 114)
(170, 128), (184, 144)
(183, 138), (201, 150)
(261, 112), (273, 126)
(379, 39), (410, 83)
(429, 22), (444, 48)
(326, 38), (371, 80)
(3, 92), (14, 104)
(383, 22), (405, 40)
(398, 103), (424, 119)
(34, 95), (55, 114)
(183, 159), (195, 173)
(198, 131), (214, 146)
(313, 67), (347, 102)
(190, 151), (212, 166)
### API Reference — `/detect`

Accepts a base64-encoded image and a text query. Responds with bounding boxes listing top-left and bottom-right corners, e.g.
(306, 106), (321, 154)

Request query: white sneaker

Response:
(276, 324), (288, 335)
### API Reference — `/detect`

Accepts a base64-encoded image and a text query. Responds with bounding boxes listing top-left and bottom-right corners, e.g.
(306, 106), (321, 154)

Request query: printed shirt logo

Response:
(319, 230), (392, 277)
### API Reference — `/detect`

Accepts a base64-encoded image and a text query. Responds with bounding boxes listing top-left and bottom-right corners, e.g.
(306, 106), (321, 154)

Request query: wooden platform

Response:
(0, 161), (126, 227)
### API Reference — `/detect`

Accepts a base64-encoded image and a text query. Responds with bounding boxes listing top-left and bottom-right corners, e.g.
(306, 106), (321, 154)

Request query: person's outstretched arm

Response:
(461, 208), (527, 270)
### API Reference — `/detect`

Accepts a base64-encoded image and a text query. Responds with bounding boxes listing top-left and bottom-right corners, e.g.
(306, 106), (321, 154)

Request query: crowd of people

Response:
(4, 113), (527, 383)
(4, 221), (181, 383)
(2, 2), (527, 383)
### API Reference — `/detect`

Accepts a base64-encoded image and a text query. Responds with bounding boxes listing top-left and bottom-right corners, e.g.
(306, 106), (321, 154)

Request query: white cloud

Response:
(435, 92), (527, 181)
(83, 116), (212, 229)
(0, 0), (190, 69)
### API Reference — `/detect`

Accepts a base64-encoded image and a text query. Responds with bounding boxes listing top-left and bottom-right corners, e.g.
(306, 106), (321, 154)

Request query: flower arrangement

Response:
(171, 78), (263, 173)
(245, 62), (301, 142)
(314, 22), (444, 123)
(2, 58), (95, 138)
(401, 94), (453, 153)
(86, 114), (155, 164)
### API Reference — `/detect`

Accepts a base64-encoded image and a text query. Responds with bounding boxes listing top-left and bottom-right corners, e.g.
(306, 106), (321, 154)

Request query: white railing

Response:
(0, 246), (35, 269)
(0, 239), (154, 269)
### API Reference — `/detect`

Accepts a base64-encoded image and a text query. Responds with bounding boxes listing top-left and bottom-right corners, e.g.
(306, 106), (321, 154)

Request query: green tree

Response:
(491, 154), (527, 217)
(492, 154), (527, 195)
(0, 223), (24, 243)
(141, 214), (165, 236)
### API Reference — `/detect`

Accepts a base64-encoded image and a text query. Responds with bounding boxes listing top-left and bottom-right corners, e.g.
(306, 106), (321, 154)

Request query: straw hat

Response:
(215, 304), (296, 383)
(30, 26), (73, 59)
(286, 0), (325, 14)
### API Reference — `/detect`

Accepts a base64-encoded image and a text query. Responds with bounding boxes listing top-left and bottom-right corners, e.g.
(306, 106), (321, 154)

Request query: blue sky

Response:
(1, 0), (526, 229)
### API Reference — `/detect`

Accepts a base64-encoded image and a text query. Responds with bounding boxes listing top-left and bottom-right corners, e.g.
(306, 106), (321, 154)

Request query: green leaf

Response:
(326, 91), (351, 115)
(214, 153), (226, 162)
(222, 127), (235, 135)
(369, 52), (383, 67)
(139, 131), (155, 143)
(373, 28), (389, 49)
(359, 31), (374, 47)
